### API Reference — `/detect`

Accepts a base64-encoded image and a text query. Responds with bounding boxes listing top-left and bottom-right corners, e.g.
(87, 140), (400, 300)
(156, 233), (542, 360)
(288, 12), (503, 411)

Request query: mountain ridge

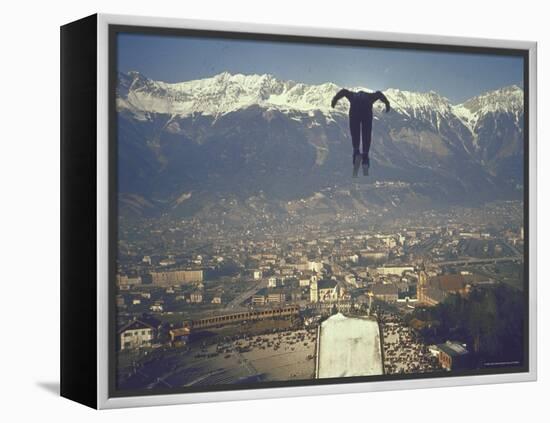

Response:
(117, 71), (523, 125)
(116, 71), (525, 220)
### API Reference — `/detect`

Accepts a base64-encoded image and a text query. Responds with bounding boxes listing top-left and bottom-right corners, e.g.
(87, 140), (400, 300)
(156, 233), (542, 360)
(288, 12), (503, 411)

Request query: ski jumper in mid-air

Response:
(331, 89), (391, 176)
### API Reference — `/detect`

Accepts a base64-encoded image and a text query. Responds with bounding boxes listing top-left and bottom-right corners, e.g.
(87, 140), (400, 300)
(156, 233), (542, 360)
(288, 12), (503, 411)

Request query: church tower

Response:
(310, 279), (318, 303)
(418, 268), (428, 304)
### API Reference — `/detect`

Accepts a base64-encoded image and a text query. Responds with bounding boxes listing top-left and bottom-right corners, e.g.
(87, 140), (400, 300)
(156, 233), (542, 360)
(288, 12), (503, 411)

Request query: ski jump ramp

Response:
(316, 313), (384, 378)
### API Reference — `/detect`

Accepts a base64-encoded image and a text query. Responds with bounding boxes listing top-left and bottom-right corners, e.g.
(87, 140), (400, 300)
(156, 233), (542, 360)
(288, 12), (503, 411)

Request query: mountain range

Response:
(116, 71), (524, 221)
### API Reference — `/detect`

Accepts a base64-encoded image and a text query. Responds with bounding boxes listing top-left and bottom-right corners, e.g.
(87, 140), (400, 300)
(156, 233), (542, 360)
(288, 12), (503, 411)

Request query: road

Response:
(435, 256), (522, 266)
(225, 279), (268, 310)
(504, 240), (523, 257)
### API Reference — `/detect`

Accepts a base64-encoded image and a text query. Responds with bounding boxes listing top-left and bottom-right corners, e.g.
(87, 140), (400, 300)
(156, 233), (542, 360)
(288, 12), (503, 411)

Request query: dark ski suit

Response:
(331, 89), (391, 163)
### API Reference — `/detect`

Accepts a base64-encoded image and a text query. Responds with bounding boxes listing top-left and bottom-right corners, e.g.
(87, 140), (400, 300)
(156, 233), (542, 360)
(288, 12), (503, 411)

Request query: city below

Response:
(115, 199), (525, 391)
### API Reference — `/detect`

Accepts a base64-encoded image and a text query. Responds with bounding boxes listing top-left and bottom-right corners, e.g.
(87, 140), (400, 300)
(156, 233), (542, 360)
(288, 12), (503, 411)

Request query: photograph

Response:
(2, 0), (547, 419)
(111, 27), (528, 396)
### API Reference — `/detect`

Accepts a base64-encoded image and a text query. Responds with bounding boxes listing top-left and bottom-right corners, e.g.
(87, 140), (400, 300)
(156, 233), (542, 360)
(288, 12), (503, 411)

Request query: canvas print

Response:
(113, 29), (527, 395)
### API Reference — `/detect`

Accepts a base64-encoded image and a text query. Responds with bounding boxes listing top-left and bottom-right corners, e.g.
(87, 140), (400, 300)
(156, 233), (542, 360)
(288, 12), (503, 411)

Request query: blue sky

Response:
(117, 33), (524, 104)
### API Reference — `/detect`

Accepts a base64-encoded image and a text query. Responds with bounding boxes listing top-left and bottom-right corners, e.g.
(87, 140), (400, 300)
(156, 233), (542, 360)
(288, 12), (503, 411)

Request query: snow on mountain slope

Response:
(117, 71), (343, 117)
(115, 72), (525, 217)
(117, 71), (474, 124)
(453, 85), (524, 132)
(117, 71), (523, 162)
(383, 89), (453, 117)
(117, 71), (524, 129)
(381, 88), (462, 135)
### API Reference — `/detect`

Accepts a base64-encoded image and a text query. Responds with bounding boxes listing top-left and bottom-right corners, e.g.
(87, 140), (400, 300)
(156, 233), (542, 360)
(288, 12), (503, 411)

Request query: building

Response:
(119, 318), (157, 350)
(294, 260), (323, 273)
(376, 266), (414, 276)
(116, 295), (125, 307)
(280, 267), (294, 276)
(310, 279), (319, 302)
(299, 277), (311, 287)
(190, 306), (300, 329)
(317, 279), (342, 303)
(408, 318), (431, 333)
(150, 302), (163, 312)
(150, 269), (203, 286)
(169, 327), (191, 346)
(211, 294), (223, 304)
(252, 270), (263, 280)
(159, 258), (176, 267)
(419, 273), (473, 306)
(299, 272), (318, 287)
(267, 290), (286, 304)
(189, 291), (203, 304)
(397, 282), (417, 302)
(116, 274), (142, 287)
(344, 274), (358, 287)
(460, 232), (482, 239)
(437, 341), (470, 370)
(417, 269), (429, 303)
(371, 283), (399, 302)
(290, 289), (303, 302)
(360, 250), (388, 261)
(252, 288), (268, 306)
(310, 279), (346, 303)
(268, 277), (278, 288)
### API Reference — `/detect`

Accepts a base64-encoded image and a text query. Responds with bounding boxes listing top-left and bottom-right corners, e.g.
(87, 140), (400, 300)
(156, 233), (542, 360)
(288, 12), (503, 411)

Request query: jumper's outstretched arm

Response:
(331, 88), (352, 108)
(374, 91), (391, 112)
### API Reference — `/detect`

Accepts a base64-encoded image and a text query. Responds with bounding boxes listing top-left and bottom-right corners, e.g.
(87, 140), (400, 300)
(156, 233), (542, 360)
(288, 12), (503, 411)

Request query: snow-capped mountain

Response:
(118, 71), (521, 145)
(453, 85), (524, 132)
(116, 71), (524, 218)
(453, 85), (524, 179)
(118, 71), (468, 121)
(117, 71), (341, 118)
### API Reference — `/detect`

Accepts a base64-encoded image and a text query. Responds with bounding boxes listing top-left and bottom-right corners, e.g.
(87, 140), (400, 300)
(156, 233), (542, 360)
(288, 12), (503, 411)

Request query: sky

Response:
(117, 32), (524, 104)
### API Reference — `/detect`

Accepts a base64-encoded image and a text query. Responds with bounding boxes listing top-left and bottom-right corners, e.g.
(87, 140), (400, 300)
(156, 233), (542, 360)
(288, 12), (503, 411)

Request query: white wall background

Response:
(0, 0), (546, 421)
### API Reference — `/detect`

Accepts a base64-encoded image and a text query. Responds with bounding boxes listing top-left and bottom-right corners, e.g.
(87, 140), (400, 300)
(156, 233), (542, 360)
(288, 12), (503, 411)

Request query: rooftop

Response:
(371, 283), (399, 295)
(437, 341), (469, 356)
(430, 274), (469, 291)
(318, 279), (338, 290)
